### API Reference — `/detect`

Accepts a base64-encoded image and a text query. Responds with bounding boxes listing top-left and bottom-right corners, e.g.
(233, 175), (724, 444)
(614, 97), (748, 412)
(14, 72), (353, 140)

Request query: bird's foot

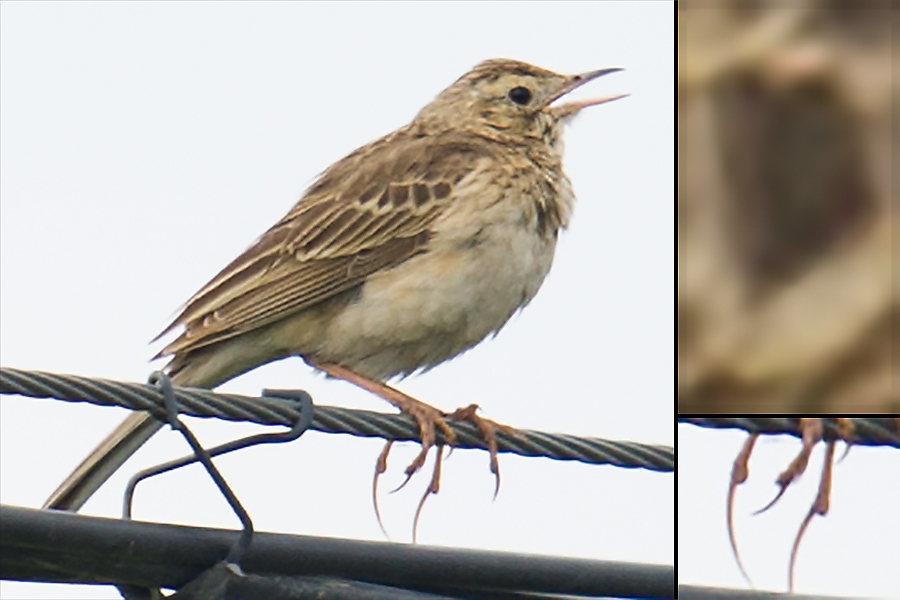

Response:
(380, 401), (516, 541)
(306, 358), (518, 542)
(783, 418), (855, 591)
(308, 360), (514, 540)
(375, 402), (515, 541)
(727, 418), (855, 591)
(306, 361), (456, 536)
(443, 404), (516, 499)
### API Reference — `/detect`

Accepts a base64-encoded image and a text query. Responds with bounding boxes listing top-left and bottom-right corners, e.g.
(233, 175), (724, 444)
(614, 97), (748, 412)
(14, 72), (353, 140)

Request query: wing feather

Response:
(156, 130), (496, 359)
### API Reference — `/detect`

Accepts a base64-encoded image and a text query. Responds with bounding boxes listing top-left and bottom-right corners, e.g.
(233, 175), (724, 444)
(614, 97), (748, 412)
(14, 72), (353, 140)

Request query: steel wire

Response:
(2, 366), (673, 472)
(678, 416), (900, 448)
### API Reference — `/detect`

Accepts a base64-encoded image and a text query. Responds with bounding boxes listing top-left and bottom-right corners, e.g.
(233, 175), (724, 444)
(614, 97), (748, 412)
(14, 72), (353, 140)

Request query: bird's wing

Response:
(155, 131), (497, 359)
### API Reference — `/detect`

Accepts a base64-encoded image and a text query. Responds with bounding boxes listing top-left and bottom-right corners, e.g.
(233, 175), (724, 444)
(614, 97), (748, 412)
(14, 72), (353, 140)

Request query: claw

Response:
(835, 418), (855, 464)
(754, 418), (822, 516)
(788, 440), (835, 592)
(390, 468), (416, 494)
(372, 440), (393, 539)
(446, 404), (515, 500)
(398, 399), (454, 486)
(308, 360), (511, 539)
(751, 484), (790, 516)
(727, 434), (757, 585)
(412, 444), (444, 543)
(729, 418), (855, 591)
(310, 359), (455, 486)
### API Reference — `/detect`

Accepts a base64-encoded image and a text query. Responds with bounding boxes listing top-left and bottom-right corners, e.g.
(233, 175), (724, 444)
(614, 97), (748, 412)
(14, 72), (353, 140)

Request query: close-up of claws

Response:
(725, 418), (868, 592)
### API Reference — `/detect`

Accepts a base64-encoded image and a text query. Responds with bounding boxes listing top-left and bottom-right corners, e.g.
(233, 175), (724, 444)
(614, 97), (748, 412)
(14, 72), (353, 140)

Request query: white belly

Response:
(320, 191), (561, 380)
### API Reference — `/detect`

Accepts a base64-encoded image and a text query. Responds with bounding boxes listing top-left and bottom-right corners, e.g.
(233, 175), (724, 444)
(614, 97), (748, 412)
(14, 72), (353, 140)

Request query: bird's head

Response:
(415, 59), (626, 145)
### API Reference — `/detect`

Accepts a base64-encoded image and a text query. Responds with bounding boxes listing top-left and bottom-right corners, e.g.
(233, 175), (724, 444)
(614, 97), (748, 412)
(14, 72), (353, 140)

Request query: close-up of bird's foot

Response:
(362, 395), (515, 539)
(389, 404), (516, 541)
(443, 403), (517, 500)
(727, 418), (856, 590)
(308, 359), (456, 476)
(308, 359), (459, 539)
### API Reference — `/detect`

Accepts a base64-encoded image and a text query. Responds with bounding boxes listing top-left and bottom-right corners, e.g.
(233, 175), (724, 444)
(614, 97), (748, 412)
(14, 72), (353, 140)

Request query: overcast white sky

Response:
(0, 3), (672, 600)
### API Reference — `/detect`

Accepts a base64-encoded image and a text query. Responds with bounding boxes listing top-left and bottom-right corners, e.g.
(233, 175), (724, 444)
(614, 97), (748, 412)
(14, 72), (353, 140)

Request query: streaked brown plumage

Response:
(44, 59), (625, 517)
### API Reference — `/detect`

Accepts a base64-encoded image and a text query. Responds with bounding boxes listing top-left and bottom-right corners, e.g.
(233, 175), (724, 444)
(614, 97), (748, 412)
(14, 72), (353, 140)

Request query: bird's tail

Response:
(42, 411), (163, 511)
(42, 312), (301, 512)
(42, 352), (241, 511)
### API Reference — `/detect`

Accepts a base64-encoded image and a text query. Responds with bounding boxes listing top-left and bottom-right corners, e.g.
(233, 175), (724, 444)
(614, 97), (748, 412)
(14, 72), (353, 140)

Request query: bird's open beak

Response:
(548, 67), (628, 119)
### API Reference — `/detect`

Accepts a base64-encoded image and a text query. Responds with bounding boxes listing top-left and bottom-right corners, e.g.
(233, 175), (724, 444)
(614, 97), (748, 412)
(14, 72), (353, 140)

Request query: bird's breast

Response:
(318, 185), (562, 380)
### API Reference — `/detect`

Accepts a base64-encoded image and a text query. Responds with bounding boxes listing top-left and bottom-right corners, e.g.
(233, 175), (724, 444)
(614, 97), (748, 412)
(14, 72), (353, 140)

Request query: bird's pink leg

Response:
(308, 360), (511, 540)
(310, 360), (456, 473)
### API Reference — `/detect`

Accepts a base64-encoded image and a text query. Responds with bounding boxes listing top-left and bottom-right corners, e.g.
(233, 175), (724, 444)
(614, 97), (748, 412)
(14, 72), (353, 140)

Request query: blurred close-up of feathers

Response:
(678, 1), (897, 415)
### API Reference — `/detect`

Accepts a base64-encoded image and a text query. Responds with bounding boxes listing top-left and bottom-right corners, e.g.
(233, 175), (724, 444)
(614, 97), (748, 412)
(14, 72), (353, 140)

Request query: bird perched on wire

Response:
(44, 59), (626, 530)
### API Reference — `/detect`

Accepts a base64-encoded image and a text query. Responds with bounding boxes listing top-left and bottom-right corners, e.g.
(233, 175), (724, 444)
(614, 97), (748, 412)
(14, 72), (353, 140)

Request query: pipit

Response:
(44, 59), (626, 526)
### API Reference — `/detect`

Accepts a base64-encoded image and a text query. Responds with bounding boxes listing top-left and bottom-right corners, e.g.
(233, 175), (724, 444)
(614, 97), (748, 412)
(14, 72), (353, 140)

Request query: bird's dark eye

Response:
(508, 86), (532, 105)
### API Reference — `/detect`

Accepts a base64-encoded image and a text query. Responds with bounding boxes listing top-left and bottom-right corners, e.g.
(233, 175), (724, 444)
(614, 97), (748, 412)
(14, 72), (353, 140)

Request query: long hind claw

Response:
(789, 440), (835, 592)
(412, 444), (444, 543)
(728, 434), (758, 585)
(372, 440), (393, 539)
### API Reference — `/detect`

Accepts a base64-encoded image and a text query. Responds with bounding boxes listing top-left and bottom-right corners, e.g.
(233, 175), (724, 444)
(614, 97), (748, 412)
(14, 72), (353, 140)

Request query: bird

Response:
(43, 58), (626, 518)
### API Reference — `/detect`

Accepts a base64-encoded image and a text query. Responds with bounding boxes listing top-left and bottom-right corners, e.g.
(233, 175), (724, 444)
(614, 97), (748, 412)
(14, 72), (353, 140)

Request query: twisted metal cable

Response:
(1, 367), (673, 472)
(678, 417), (900, 449)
